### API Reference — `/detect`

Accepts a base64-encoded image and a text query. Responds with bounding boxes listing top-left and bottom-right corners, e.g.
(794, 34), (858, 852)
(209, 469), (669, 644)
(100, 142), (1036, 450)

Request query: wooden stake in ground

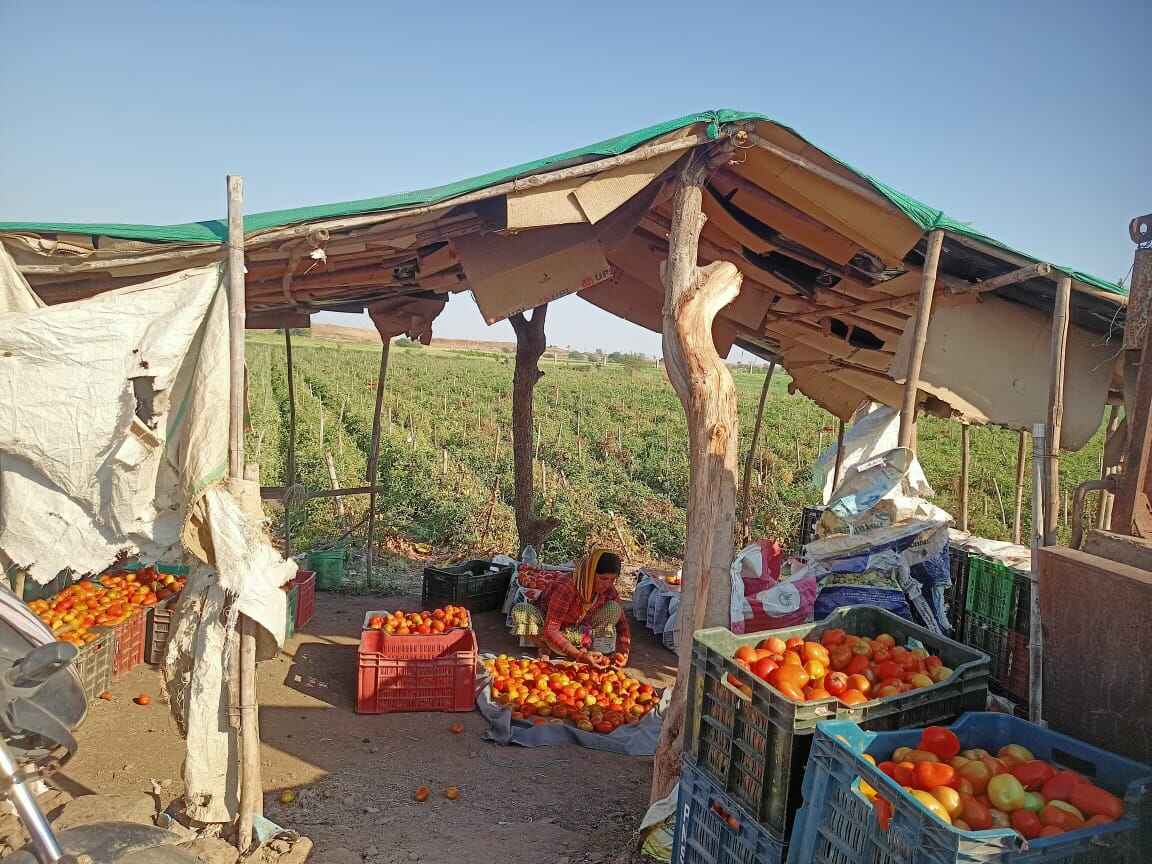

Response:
(1013, 429), (1028, 545)
(364, 339), (392, 585)
(898, 229), (945, 449)
(325, 452), (347, 528)
(1043, 274), (1072, 546)
(283, 328), (297, 558)
(959, 424), (971, 532)
(738, 360), (776, 542)
(227, 176), (262, 852)
(651, 149), (741, 803)
(831, 417), (846, 492)
(509, 305), (560, 551)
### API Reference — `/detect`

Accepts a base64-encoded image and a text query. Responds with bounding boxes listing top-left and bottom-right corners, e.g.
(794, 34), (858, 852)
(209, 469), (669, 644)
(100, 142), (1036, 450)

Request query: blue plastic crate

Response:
(787, 712), (1152, 864)
(674, 761), (787, 864)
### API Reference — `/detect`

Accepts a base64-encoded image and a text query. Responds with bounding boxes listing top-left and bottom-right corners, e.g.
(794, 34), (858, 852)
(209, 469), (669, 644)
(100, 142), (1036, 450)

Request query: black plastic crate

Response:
(673, 760), (786, 864)
(684, 605), (990, 839)
(421, 560), (514, 612)
(796, 507), (823, 552)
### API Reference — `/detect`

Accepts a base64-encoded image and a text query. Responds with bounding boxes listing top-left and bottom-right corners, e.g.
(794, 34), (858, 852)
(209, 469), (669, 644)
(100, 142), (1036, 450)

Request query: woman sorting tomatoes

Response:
(510, 549), (631, 668)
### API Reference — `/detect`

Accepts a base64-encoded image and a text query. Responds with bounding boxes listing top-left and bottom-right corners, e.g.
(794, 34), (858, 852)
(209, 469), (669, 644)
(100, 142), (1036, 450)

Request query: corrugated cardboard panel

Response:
(454, 224), (611, 324)
(737, 147), (923, 265)
(707, 173), (859, 264)
(573, 150), (683, 224)
(580, 272), (737, 357)
(506, 177), (586, 229)
(888, 296), (1113, 448)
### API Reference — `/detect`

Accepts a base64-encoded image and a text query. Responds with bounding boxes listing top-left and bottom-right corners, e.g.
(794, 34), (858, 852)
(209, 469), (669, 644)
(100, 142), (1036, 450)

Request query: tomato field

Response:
(246, 332), (1108, 567)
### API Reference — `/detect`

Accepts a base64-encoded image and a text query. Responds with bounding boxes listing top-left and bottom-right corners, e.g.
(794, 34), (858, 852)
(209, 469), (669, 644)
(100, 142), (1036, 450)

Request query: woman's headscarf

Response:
(573, 548), (613, 603)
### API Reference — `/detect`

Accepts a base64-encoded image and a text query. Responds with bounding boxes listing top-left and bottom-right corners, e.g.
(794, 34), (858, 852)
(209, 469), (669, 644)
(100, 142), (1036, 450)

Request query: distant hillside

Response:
(309, 323), (568, 357)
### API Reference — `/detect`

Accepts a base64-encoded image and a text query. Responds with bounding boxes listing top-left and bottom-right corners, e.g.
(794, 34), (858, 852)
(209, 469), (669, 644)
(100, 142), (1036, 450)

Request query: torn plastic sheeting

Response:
(164, 484), (294, 825)
(476, 668), (668, 756)
(0, 256), (229, 584)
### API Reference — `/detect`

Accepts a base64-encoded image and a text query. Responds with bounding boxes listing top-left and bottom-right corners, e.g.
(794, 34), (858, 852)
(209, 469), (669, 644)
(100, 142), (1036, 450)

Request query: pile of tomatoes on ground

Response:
(366, 606), (471, 635)
(727, 627), (954, 705)
(860, 725), (1126, 840)
(485, 656), (658, 734)
(28, 573), (161, 648)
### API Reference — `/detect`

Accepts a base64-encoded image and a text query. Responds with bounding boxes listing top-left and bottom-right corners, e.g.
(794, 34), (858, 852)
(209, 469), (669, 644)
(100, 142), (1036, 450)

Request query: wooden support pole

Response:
(325, 453), (347, 527)
(227, 176), (261, 852)
(651, 147), (740, 804)
(898, 229), (945, 449)
(832, 418), (846, 493)
(509, 306), (559, 552)
(1028, 423), (1046, 722)
(1043, 274), (1072, 546)
(1097, 404), (1122, 530)
(1013, 429), (1028, 545)
(959, 424), (971, 532)
(966, 262), (1052, 293)
(738, 360), (776, 541)
(283, 328), (297, 559)
(364, 339), (391, 584)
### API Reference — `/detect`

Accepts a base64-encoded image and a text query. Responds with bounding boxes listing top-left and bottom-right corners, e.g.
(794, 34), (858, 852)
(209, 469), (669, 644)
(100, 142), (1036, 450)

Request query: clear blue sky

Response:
(2, 1), (1147, 356)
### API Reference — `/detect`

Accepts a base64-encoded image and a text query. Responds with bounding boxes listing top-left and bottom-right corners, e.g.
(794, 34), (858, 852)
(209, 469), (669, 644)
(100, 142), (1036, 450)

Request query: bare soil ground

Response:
(60, 592), (677, 863)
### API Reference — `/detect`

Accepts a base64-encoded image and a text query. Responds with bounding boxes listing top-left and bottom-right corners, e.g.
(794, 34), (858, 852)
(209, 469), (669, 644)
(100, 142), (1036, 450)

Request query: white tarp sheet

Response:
(0, 246), (291, 824)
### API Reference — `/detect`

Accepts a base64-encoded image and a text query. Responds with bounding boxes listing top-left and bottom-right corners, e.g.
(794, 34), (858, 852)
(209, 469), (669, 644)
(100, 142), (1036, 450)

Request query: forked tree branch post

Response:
(738, 360), (776, 543)
(509, 305), (560, 552)
(651, 148), (741, 803)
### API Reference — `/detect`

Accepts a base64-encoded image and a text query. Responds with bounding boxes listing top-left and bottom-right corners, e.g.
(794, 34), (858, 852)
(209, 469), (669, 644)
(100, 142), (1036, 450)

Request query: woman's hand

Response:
(611, 652), (628, 668)
(585, 651), (611, 668)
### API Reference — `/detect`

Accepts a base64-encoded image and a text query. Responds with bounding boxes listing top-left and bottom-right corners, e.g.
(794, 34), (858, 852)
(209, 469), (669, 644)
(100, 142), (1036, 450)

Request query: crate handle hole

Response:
(1050, 748), (1098, 779)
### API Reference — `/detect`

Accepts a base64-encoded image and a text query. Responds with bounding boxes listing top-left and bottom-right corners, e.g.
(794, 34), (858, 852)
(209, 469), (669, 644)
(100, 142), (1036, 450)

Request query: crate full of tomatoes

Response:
(685, 605), (989, 838)
(787, 713), (1152, 864)
(357, 606), (476, 714)
(485, 656), (658, 735)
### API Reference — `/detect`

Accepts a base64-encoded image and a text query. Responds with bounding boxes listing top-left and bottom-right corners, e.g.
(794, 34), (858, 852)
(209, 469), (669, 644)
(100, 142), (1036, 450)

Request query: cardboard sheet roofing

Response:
(0, 109), (1125, 297)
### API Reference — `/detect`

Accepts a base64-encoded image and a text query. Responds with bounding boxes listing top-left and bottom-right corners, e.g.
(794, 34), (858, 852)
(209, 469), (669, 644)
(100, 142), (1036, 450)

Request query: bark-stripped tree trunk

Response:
(509, 305), (560, 552)
(651, 150), (741, 803)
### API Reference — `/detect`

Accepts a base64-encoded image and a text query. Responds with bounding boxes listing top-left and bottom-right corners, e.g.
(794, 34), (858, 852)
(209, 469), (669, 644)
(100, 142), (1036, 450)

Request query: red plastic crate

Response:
(106, 609), (147, 676)
(356, 628), (476, 714)
(294, 570), (316, 629)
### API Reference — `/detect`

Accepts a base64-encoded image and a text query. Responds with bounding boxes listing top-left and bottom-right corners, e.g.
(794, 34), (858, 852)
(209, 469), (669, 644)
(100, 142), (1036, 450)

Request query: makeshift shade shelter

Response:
(1, 108), (1127, 805)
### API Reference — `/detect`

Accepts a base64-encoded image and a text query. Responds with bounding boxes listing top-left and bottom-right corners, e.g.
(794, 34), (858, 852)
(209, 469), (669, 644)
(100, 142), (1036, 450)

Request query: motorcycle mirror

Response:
(7, 643), (77, 689)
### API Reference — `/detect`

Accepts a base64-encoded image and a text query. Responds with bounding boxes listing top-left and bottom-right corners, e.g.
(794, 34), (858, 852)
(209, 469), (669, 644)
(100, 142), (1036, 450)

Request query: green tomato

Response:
(1021, 792), (1045, 813)
(987, 774), (1027, 812)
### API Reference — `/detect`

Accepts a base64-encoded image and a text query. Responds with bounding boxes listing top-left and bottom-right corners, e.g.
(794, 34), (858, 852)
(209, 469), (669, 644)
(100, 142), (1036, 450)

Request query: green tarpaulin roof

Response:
(0, 109), (1124, 296)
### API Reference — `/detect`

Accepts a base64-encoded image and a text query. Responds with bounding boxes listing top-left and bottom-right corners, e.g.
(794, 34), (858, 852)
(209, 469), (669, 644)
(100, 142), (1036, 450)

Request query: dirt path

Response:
(61, 593), (677, 863)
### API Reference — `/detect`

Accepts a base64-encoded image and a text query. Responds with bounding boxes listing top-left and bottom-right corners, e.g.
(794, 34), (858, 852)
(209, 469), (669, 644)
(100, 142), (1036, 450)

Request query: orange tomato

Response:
(845, 674), (871, 695)
(838, 689), (868, 706)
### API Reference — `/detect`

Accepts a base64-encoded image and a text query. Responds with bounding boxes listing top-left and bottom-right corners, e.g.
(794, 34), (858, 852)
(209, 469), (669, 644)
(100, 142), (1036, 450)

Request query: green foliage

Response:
(245, 334), (1106, 562)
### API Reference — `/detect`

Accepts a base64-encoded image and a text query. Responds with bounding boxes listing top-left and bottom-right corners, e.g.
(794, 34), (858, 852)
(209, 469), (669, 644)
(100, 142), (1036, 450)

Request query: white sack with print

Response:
(811, 403), (933, 504)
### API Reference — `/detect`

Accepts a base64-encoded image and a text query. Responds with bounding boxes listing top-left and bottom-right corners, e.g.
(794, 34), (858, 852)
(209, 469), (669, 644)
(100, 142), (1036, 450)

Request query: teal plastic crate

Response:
(788, 713), (1152, 864)
(673, 760), (786, 864)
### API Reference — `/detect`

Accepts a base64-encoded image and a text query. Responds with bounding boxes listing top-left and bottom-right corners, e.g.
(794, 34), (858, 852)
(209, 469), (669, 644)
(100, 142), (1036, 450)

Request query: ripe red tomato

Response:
(819, 628), (847, 647)
(1041, 771), (1085, 803)
(1010, 808), (1043, 839)
(838, 689), (868, 707)
(1069, 783), (1124, 821)
(960, 796), (993, 830)
(825, 671), (848, 696)
(914, 762), (955, 791)
(1011, 760), (1056, 791)
(919, 726), (961, 761)
(751, 656), (778, 680)
(891, 762), (917, 787)
(845, 654), (870, 676)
